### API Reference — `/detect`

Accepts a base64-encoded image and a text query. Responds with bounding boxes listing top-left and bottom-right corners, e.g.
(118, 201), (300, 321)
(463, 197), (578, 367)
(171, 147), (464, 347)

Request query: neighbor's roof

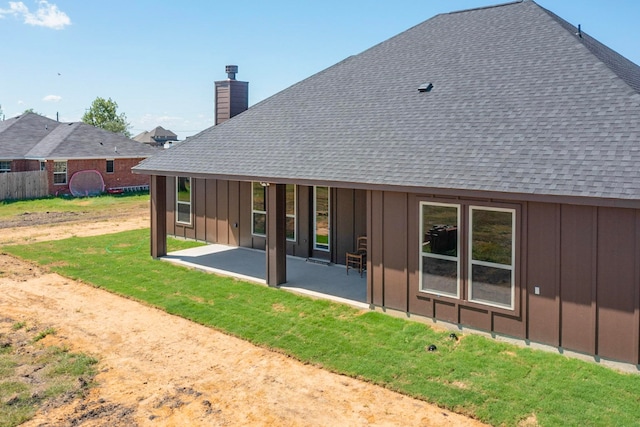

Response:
(134, 0), (640, 202)
(133, 126), (178, 143)
(0, 112), (158, 160)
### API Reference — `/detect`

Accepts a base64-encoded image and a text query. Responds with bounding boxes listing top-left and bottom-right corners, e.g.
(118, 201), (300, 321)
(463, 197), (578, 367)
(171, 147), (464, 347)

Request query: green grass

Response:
(0, 328), (97, 427)
(4, 229), (640, 426)
(0, 192), (148, 220)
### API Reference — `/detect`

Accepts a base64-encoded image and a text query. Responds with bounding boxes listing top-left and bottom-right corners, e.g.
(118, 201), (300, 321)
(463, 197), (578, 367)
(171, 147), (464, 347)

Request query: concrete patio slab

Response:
(163, 244), (369, 309)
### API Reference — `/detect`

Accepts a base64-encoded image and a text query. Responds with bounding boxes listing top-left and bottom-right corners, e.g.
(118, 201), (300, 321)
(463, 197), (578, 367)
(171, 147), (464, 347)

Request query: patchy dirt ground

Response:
(0, 206), (487, 426)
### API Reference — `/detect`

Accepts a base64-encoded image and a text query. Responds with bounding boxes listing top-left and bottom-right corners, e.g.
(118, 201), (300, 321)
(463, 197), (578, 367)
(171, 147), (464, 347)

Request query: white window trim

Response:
(313, 186), (330, 251)
(419, 201), (461, 299)
(53, 160), (67, 185)
(175, 176), (192, 225)
(467, 206), (516, 310)
(286, 184), (296, 242)
(251, 182), (266, 237)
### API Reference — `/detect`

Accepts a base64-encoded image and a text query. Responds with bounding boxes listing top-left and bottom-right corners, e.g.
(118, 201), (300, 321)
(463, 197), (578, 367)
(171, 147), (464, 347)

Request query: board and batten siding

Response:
(166, 178), (366, 262)
(369, 191), (640, 365)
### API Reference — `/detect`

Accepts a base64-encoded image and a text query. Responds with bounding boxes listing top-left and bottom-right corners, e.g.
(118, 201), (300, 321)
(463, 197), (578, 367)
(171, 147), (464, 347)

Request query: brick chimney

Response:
(214, 65), (249, 125)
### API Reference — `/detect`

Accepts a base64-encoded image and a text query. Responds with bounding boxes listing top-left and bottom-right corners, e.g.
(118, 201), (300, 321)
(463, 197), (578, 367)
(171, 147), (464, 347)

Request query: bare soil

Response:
(0, 205), (487, 426)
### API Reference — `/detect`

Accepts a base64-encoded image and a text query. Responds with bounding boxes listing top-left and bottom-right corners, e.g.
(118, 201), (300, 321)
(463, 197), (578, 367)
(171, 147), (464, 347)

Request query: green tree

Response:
(82, 97), (131, 137)
(23, 108), (44, 115)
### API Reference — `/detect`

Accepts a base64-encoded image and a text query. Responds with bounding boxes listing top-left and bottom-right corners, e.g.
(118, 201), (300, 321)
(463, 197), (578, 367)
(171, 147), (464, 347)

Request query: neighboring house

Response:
(0, 112), (157, 195)
(134, 1), (640, 365)
(133, 126), (178, 147)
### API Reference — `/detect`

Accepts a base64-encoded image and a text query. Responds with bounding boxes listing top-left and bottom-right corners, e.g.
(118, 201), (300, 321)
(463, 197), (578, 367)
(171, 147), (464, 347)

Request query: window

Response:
(469, 207), (515, 309)
(420, 202), (460, 298)
(39, 161), (46, 171)
(252, 183), (297, 240)
(53, 161), (67, 184)
(418, 202), (516, 310)
(106, 159), (114, 173)
(286, 184), (296, 241)
(314, 186), (330, 251)
(0, 161), (10, 173)
(176, 176), (192, 225)
(252, 182), (266, 236)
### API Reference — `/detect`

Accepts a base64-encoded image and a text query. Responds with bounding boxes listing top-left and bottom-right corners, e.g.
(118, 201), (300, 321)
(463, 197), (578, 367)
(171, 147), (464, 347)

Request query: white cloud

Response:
(0, 1), (71, 30)
(17, 100), (24, 105)
(43, 94), (61, 102)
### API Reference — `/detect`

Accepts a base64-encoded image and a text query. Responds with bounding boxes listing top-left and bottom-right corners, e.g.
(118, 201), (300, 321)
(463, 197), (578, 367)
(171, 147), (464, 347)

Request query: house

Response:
(0, 112), (157, 196)
(133, 1), (640, 365)
(133, 126), (179, 147)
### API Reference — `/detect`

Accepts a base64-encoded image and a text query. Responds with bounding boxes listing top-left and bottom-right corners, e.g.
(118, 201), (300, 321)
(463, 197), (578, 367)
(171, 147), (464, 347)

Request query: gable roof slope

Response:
(26, 122), (158, 160)
(0, 113), (60, 158)
(0, 112), (158, 160)
(134, 0), (640, 203)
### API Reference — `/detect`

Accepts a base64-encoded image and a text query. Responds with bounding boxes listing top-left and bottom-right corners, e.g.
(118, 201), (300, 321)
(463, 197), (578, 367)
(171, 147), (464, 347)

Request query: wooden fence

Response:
(0, 171), (49, 200)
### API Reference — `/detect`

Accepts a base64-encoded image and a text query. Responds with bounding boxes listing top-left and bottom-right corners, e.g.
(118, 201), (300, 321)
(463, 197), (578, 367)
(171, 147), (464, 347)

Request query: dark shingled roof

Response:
(0, 112), (158, 160)
(134, 0), (640, 202)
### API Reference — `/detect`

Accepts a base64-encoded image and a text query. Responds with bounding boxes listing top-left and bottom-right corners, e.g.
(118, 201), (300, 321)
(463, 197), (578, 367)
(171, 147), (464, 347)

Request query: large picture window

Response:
(53, 161), (67, 184)
(176, 176), (192, 225)
(420, 202), (460, 298)
(468, 207), (515, 309)
(418, 202), (516, 310)
(252, 182), (267, 236)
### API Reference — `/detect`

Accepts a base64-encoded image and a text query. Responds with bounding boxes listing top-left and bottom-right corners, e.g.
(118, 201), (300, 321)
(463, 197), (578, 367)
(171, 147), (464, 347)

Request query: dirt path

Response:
(0, 208), (487, 426)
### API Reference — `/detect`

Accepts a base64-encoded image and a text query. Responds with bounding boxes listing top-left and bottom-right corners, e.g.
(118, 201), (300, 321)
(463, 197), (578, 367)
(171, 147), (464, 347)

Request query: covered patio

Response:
(162, 244), (369, 309)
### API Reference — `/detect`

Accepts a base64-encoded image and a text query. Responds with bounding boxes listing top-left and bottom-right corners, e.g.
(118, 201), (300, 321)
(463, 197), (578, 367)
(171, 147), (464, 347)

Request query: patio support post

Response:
(150, 175), (167, 258)
(265, 183), (286, 286)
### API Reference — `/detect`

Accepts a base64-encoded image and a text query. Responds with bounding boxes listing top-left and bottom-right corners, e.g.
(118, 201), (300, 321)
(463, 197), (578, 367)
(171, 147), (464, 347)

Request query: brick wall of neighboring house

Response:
(47, 158), (150, 195)
(10, 159), (40, 172)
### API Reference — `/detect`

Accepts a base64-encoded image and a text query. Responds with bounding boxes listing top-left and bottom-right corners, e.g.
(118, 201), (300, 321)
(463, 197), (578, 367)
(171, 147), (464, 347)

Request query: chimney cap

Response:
(226, 65), (238, 79)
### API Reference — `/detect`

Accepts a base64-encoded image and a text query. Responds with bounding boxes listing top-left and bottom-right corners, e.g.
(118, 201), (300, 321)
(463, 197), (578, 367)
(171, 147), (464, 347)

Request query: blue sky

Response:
(1, 0), (638, 140)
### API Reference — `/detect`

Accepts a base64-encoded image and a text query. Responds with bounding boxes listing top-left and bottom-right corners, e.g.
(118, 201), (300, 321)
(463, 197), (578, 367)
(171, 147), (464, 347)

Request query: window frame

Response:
(419, 201), (461, 299)
(0, 160), (10, 173)
(175, 176), (192, 225)
(467, 205), (516, 310)
(251, 182), (267, 237)
(313, 186), (330, 251)
(106, 159), (114, 174)
(53, 161), (67, 185)
(285, 184), (296, 242)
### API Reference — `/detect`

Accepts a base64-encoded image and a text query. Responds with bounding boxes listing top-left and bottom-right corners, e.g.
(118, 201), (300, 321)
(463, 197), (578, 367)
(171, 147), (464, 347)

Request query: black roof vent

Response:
(418, 82), (433, 92)
(226, 65), (238, 80)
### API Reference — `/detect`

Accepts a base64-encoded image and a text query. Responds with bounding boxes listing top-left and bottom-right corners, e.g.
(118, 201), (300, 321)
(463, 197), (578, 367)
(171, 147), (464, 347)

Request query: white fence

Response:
(0, 171), (49, 200)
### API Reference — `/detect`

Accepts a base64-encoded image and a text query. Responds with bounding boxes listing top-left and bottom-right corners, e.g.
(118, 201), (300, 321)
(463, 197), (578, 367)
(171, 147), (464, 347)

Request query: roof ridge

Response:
(25, 122), (78, 158)
(536, 2), (640, 94)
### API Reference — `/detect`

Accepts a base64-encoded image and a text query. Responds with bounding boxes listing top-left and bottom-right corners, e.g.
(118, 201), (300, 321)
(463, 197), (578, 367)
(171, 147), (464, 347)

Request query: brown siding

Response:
(195, 178), (206, 241)
(166, 177), (176, 237)
(295, 186), (311, 258)
(205, 179), (218, 243)
(382, 192), (408, 311)
(526, 202), (560, 346)
(216, 180), (229, 244)
(370, 191), (384, 306)
(333, 189), (366, 265)
(560, 205), (596, 355)
(228, 181), (240, 246)
(596, 207), (638, 362)
(239, 182), (252, 247)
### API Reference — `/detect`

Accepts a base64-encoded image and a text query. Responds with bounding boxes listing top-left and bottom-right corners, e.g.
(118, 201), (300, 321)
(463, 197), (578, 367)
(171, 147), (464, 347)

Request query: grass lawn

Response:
(0, 192), (148, 220)
(3, 229), (640, 426)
